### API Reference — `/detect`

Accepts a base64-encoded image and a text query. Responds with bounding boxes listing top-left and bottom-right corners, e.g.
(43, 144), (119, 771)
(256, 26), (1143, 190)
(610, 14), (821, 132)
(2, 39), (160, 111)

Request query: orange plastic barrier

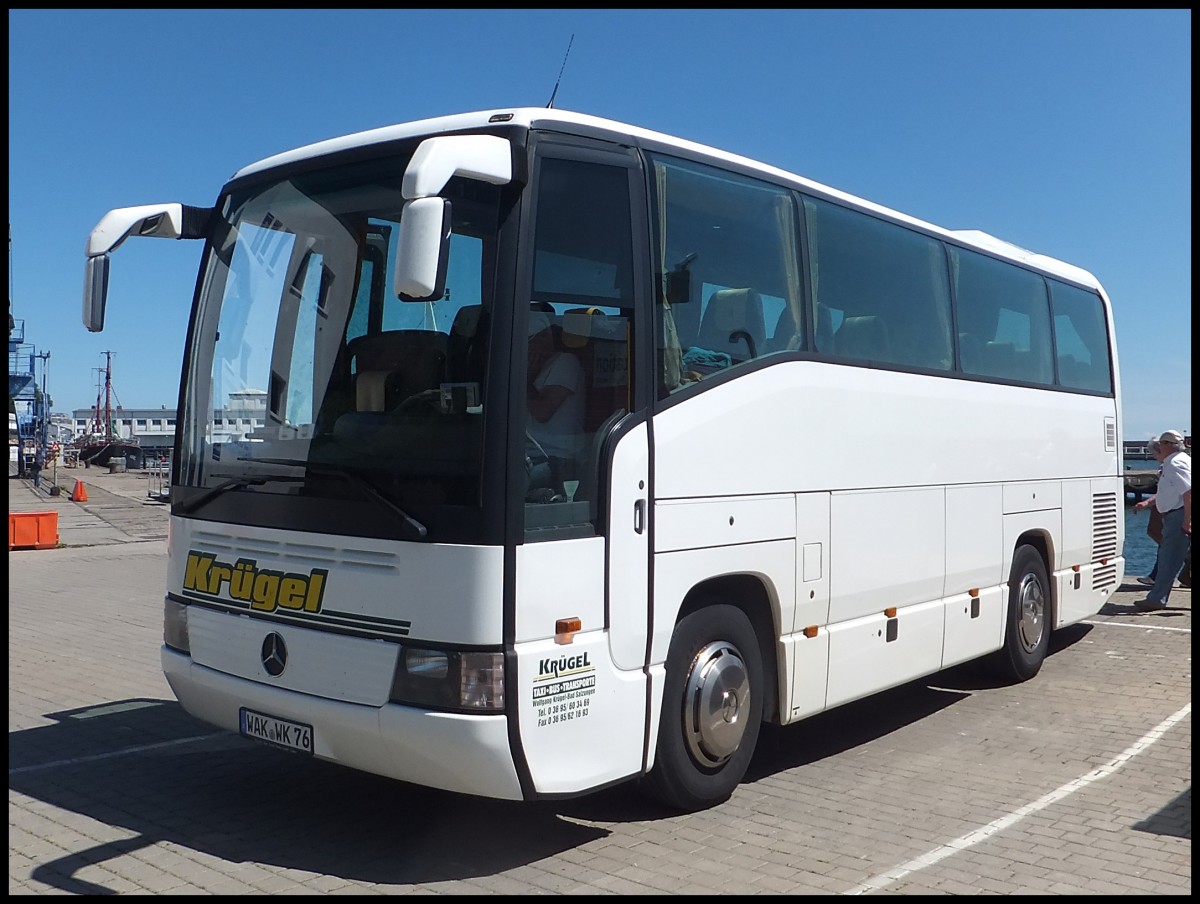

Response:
(70, 480), (89, 502)
(9, 511), (60, 550)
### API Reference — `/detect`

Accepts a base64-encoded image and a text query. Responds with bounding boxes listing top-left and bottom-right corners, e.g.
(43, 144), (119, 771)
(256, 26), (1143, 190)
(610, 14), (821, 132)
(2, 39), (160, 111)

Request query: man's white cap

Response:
(1157, 429), (1186, 446)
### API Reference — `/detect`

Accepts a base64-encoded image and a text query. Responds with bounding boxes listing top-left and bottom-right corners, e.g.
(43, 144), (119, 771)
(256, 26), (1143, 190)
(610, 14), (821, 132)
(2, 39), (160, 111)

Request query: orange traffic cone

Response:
(70, 480), (89, 503)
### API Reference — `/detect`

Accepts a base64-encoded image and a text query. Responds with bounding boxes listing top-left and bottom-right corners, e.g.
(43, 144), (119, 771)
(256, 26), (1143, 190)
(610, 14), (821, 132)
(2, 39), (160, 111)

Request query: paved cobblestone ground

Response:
(9, 472), (1191, 894)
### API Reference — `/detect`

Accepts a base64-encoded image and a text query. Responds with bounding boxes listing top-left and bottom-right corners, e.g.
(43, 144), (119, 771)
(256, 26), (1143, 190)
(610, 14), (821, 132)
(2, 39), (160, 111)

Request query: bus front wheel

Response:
(643, 604), (763, 812)
(992, 544), (1051, 682)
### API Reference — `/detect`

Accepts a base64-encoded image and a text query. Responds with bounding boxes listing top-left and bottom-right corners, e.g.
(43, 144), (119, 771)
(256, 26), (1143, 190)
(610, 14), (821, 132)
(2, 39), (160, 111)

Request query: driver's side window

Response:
(524, 155), (635, 538)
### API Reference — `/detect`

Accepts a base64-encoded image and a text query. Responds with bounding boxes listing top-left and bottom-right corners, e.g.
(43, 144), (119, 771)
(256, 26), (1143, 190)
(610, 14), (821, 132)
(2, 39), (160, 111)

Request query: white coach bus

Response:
(82, 108), (1123, 812)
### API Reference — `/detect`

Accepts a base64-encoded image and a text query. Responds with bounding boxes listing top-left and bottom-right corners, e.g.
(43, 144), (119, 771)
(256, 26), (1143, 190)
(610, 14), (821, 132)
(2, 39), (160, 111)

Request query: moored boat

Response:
(74, 350), (141, 468)
(74, 433), (141, 468)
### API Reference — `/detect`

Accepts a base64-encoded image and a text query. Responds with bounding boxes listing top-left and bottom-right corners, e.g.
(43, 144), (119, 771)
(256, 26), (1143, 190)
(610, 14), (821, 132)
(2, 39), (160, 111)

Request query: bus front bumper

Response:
(162, 645), (523, 800)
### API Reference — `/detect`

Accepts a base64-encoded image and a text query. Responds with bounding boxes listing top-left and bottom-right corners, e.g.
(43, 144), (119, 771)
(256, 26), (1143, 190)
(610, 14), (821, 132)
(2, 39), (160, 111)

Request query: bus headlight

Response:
(389, 646), (505, 712)
(164, 598), (190, 652)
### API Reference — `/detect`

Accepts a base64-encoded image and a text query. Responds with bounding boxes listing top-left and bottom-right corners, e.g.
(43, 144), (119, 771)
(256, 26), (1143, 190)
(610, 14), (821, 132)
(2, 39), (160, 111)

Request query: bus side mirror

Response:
(394, 197), (451, 302)
(665, 268), (691, 305)
(83, 254), (110, 332)
(80, 202), (211, 332)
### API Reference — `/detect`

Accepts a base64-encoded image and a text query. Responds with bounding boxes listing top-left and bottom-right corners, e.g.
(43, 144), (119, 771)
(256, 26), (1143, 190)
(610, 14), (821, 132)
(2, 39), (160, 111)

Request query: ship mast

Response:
(90, 352), (114, 438)
(90, 367), (103, 435)
(104, 351), (113, 439)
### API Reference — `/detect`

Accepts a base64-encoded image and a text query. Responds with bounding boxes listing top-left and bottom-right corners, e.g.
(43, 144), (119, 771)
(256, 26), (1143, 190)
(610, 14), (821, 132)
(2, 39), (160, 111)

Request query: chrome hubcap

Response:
(1016, 573), (1045, 653)
(682, 641), (750, 767)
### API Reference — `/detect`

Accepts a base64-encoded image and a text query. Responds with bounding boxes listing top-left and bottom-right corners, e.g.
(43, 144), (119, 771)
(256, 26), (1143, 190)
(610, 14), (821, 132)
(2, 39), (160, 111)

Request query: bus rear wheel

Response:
(991, 544), (1051, 682)
(643, 604), (763, 812)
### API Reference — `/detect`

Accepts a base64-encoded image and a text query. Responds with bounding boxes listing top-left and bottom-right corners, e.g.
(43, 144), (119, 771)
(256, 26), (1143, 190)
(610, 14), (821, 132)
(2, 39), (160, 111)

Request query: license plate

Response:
(239, 707), (314, 755)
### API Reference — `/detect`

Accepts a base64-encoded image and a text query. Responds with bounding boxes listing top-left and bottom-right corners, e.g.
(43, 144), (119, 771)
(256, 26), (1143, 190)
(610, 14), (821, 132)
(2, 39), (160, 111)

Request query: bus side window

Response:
(804, 195), (952, 371)
(1049, 280), (1111, 394)
(649, 154), (802, 393)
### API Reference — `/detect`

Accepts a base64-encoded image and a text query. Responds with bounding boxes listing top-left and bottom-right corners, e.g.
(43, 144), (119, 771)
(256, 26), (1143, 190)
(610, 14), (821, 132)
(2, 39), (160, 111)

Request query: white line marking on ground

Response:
(9, 733), (226, 776)
(841, 702), (1192, 895)
(1083, 619), (1191, 634)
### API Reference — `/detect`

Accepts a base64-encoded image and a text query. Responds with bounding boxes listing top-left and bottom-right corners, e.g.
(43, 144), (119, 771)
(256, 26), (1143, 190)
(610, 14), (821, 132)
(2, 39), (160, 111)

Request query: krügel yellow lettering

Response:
(305, 570), (328, 612)
(229, 559), (256, 601)
(183, 550), (329, 615)
(183, 553), (215, 592)
(251, 571), (283, 612)
(211, 564), (234, 596)
(278, 576), (307, 610)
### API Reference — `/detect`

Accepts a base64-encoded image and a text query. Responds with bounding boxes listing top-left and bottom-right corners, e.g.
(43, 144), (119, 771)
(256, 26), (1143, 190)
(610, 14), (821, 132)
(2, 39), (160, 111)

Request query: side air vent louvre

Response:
(1093, 562), (1118, 592)
(1091, 492), (1119, 592)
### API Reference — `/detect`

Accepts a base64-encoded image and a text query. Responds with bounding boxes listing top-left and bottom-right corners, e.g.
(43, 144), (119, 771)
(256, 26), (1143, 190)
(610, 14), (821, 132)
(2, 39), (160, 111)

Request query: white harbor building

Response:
(69, 389), (268, 465)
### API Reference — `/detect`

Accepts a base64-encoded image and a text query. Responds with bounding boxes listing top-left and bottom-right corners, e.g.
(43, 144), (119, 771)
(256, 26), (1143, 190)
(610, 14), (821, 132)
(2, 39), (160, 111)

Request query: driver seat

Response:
(348, 330), (447, 411)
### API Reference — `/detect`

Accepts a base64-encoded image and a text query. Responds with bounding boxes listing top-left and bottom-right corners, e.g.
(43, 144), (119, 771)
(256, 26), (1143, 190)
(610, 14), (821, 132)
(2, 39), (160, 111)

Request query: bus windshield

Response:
(177, 149), (506, 542)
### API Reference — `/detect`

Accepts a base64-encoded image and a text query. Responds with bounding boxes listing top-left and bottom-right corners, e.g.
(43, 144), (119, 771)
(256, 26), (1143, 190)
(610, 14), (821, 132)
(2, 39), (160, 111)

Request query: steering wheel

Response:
(395, 388), (443, 414)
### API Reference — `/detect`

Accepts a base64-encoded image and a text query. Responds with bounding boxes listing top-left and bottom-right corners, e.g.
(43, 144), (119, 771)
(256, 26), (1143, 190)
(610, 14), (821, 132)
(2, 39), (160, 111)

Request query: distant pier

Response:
(1122, 439), (1191, 503)
(1124, 469), (1158, 502)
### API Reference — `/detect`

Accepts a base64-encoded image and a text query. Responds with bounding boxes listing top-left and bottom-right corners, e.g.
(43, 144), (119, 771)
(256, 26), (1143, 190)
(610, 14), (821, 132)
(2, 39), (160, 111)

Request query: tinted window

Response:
(524, 156), (635, 538)
(648, 155), (803, 396)
(804, 196), (953, 372)
(1050, 280), (1112, 393)
(949, 246), (1053, 384)
(532, 159), (633, 303)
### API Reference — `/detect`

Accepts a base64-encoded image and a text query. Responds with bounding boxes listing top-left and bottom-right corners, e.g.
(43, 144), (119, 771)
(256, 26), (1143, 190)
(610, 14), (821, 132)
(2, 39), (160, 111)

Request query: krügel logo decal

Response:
(183, 551), (328, 613)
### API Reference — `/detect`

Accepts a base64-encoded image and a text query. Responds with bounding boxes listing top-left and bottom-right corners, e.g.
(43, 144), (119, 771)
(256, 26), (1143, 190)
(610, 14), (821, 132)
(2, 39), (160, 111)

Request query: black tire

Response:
(642, 604), (763, 812)
(991, 544), (1051, 682)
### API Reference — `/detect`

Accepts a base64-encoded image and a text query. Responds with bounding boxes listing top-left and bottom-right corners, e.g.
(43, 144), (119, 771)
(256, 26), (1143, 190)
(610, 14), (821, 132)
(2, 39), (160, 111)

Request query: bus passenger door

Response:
(512, 135), (654, 795)
(606, 420), (650, 671)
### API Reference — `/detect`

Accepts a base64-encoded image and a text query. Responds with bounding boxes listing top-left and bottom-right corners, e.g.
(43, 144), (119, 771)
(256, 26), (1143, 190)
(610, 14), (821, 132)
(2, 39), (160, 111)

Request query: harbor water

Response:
(1123, 505), (1160, 578)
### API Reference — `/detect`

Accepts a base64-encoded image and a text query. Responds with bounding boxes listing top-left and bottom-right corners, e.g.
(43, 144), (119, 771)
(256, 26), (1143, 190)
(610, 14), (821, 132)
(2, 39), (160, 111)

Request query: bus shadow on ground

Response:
(564, 623), (1098, 824)
(1133, 788), (1191, 840)
(10, 700), (603, 892)
(6, 678), (1016, 891)
(10, 625), (1106, 892)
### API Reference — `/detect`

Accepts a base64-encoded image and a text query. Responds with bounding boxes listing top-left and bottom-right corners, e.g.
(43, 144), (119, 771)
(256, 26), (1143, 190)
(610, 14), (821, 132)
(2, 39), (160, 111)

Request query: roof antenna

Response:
(546, 34), (574, 109)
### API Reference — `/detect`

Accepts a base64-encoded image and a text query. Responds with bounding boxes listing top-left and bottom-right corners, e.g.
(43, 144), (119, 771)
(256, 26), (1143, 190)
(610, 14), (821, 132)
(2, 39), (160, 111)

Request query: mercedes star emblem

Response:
(261, 632), (288, 676)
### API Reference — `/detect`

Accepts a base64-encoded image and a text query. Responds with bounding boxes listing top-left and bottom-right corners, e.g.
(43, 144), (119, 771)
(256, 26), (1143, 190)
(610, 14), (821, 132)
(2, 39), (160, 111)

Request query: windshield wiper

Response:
(246, 457), (428, 539)
(174, 475), (305, 515)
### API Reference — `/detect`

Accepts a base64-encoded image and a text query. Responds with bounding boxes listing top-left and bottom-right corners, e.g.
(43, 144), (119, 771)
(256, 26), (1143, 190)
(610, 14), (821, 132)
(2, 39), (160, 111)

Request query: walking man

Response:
(1137, 440), (1166, 586)
(1133, 429), (1191, 611)
(30, 441), (45, 489)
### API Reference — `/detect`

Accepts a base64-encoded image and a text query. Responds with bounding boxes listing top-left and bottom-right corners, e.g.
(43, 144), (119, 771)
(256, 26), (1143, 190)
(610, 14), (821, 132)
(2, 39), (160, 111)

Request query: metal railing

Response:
(147, 456), (171, 502)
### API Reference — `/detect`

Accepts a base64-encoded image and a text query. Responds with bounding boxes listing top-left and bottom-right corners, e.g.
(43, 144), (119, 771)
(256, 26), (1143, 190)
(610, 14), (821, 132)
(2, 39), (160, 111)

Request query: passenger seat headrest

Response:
(562, 307), (601, 348)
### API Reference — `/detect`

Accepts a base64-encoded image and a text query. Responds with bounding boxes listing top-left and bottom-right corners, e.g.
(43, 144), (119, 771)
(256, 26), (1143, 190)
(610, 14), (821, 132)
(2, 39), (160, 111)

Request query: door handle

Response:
(634, 498), (645, 534)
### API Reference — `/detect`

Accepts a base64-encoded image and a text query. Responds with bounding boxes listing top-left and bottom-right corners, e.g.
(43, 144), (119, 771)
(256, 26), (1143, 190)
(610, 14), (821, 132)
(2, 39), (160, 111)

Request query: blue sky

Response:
(8, 9), (1191, 441)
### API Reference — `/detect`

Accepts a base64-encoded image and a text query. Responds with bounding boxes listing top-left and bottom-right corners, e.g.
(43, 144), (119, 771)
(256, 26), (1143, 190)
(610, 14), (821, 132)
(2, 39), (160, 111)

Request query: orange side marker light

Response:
(555, 617), (582, 644)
